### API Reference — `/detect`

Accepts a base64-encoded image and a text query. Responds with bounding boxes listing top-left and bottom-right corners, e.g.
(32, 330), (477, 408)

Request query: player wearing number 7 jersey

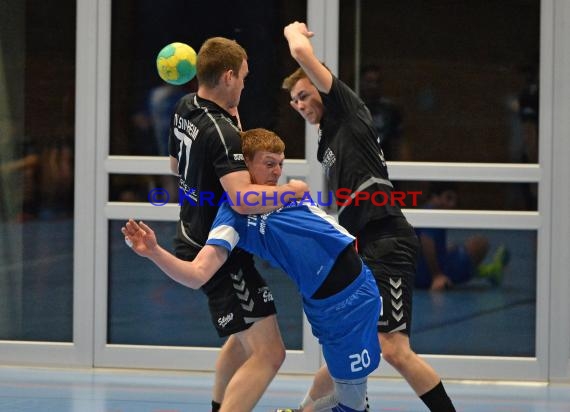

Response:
(124, 128), (381, 412)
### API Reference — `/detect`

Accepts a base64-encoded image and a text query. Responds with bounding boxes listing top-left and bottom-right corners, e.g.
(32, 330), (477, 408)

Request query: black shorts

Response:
(358, 234), (419, 335)
(174, 237), (277, 338)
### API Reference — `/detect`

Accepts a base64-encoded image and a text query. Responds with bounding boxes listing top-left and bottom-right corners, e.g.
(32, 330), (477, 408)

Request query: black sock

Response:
(211, 400), (221, 412)
(419, 381), (456, 412)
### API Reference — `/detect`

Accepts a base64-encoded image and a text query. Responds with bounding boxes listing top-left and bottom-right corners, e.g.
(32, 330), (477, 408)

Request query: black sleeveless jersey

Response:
(168, 93), (247, 246)
(318, 77), (404, 236)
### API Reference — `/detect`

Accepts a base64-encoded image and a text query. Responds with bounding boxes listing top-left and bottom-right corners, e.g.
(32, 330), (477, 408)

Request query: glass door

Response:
(339, 0), (549, 380)
(0, 0), (95, 366)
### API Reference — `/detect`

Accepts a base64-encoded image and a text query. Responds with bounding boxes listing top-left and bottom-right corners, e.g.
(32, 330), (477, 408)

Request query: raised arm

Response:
(121, 219), (228, 289)
(284, 21), (333, 93)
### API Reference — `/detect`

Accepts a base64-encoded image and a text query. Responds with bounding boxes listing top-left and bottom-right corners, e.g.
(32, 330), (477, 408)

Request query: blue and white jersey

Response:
(206, 200), (355, 298)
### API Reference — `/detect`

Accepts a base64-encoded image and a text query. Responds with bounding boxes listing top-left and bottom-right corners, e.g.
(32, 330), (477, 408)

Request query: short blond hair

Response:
(281, 67), (308, 92)
(240, 128), (285, 160)
(196, 37), (247, 88)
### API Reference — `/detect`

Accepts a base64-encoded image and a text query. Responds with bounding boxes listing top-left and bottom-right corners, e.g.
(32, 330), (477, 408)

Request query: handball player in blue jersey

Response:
(123, 128), (381, 412)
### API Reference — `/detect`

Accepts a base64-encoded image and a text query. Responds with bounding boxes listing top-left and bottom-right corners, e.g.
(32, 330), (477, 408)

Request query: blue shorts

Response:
(303, 265), (381, 380)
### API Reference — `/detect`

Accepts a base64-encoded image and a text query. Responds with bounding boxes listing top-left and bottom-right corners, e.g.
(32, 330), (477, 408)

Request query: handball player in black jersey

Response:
(168, 36), (308, 412)
(280, 22), (456, 412)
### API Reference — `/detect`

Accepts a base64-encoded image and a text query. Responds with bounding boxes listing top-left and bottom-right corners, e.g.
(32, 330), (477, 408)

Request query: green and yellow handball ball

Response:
(156, 42), (197, 85)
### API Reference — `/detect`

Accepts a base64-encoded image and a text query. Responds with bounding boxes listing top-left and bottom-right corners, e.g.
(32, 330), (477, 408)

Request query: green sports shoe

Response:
(477, 244), (510, 286)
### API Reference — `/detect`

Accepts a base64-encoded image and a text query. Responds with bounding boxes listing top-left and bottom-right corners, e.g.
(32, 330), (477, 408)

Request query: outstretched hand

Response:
(121, 219), (159, 258)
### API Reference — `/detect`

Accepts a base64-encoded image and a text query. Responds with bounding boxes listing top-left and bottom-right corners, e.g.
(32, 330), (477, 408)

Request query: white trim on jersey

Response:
(337, 176), (394, 216)
(208, 224), (240, 249)
(179, 221), (204, 248)
(192, 94), (241, 159)
(304, 202), (354, 239)
(173, 128), (192, 179)
(205, 111), (230, 157)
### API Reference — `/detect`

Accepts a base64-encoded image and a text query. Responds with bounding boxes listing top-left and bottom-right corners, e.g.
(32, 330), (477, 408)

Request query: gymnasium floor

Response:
(1, 365), (569, 412)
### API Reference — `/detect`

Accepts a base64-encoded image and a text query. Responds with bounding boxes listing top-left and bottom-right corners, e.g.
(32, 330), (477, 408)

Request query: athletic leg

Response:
(362, 234), (456, 411)
(212, 335), (247, 407)
(379, 331), (440, 391)
(193, 248), (284, 411)
(301, 268), (380, 412)
(289, 331), (455, 411)
(220, 314), (285, 412)
(308, 378), (367, 412)
(464, 235), (489, 266)
(300, 365), (334, 408)
(380, 331), (454, 411)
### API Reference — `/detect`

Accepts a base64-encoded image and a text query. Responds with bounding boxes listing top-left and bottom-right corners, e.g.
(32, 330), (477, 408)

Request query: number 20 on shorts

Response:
(349, 349), (371, 372)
